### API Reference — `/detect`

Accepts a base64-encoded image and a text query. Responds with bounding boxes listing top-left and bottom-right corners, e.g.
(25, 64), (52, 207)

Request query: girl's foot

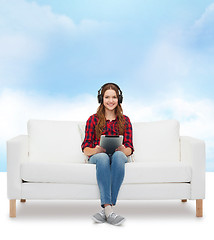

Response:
(92, 209), (106, 223)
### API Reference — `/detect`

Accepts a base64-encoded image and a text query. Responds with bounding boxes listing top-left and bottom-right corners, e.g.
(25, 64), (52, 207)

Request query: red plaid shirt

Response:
(81, 113), (134, 154)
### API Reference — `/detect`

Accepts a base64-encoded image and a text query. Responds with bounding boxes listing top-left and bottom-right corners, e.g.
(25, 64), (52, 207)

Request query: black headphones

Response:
(97, 83), (123, 104)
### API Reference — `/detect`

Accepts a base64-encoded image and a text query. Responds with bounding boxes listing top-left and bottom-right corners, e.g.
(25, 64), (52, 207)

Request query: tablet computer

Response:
(100, 135), (124, 155)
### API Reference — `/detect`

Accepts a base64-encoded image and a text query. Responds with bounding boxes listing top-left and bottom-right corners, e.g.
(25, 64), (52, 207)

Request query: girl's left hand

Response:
(115, 145), (126, 153)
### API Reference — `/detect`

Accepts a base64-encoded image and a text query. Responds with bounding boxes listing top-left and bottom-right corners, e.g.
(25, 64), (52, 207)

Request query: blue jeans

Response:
(89, 151), (128, 207)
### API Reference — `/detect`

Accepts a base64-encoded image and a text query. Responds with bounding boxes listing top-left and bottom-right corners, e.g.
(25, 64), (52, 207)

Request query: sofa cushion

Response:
(21, 161), (191, 184)
(124, 162), (191, 183)
(21, 161), (96, 184)
(132, 120), (180, 162)
(28, 120), (85, 163)
(78, 122), (86, 143)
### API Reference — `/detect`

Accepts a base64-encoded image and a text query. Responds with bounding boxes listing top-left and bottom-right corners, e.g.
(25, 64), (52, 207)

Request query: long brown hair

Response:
(95, 83), (125, 139)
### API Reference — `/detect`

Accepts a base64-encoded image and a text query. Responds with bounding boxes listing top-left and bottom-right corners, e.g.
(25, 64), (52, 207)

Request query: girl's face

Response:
(103, 89), (118, 112)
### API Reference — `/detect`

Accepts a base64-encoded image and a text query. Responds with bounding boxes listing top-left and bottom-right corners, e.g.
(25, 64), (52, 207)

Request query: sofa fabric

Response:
(20, 161), (191, 184)
(28, 120), (85, 164)
(132, 120), (180, 162)
(7, 119), (206, 205)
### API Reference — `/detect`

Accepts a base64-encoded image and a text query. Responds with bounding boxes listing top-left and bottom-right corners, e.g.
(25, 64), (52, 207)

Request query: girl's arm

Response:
(122, 116), (134, 155)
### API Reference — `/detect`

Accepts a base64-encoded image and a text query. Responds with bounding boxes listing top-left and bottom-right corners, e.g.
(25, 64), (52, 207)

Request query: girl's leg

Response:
(110, 151), (128, 206)
(89, 153), (111, 207)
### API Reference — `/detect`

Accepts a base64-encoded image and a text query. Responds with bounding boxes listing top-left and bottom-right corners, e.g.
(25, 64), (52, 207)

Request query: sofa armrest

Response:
(7, 135), (28, 199)
(180, 136), (206, 199)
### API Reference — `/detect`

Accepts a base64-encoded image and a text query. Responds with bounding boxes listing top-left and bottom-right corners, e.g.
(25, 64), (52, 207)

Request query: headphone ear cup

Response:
(119, 95), (123, 104)
(97, 94), (103, 104)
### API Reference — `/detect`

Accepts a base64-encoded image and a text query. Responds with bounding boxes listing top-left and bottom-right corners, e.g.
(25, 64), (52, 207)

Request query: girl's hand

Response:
(116, 145), (132, 156)
(115, 145), (126, 153)
(95, 145), (106, 154)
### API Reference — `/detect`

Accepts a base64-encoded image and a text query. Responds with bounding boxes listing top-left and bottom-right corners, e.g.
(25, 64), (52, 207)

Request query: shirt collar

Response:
(105, 116), (118, 122)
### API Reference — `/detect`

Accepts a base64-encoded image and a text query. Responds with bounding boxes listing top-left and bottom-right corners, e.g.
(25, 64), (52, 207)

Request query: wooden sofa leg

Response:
(196, 199), (203, 217)
(20, 199), (26, 203)
(181, 199), (187, 202)
(10, 200), (16, 218)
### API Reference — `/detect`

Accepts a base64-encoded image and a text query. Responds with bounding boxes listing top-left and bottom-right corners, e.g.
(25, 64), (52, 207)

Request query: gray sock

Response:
(105, 205), (113, 218)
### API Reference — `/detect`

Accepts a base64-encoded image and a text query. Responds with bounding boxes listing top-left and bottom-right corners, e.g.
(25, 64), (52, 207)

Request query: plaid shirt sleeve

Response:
(123, 115), (134, 153)
(81, 115), (97, 152)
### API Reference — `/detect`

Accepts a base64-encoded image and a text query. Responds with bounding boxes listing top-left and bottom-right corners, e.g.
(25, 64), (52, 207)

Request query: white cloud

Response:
(194, 3), (214, 28)
(0, 0), (106, 43)
(132, 3), (214, 99)
(190, 3), (214, 50)
(0, 0), (105, 84)
(0, 0), (75, 35)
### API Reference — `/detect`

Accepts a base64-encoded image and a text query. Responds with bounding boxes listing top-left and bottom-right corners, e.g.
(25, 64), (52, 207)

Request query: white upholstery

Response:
(7, 135), (28, 199)
(28, 120), (85, 163)
(118, 183), (191, 200)
(21, 162), (97, 184)
(132, 120), (180, 162)
(21, 161), (191, 184)
(7, 119), (206, 204)
(180, 136), (206, 199)
(21, 183), (191, 200)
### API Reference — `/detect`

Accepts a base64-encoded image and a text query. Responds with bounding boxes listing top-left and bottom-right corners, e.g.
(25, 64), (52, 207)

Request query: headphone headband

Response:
(97, 83), (123, 104)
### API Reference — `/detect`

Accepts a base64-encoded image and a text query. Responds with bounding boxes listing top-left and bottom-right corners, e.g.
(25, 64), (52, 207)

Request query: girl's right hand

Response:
(95, 145), (106, 154)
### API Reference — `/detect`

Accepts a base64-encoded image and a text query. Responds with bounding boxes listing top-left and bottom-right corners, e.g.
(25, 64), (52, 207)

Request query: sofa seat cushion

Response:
(124, 162), (191, 184)
(21, 161), (97, 184)
(21, 161), (191, 184)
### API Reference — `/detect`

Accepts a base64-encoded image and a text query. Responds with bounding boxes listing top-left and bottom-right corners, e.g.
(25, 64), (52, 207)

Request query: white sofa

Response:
(7, 119), (206, 217)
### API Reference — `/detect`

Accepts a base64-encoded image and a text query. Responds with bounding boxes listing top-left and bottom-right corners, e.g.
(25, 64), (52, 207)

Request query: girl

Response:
(81, 83), (134, 226)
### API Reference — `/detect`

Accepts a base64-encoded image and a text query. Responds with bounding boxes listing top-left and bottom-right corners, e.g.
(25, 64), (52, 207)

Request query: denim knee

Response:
(96, 153), (110, 165)
(111, 151), (127, 164)
(89, 152), (110, 165)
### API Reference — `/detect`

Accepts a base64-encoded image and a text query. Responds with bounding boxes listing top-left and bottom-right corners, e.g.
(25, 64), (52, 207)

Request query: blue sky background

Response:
(0, 0), (214, 171)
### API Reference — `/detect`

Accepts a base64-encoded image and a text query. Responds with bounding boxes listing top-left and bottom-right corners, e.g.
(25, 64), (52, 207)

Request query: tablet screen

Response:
(100, 135), (123, 154)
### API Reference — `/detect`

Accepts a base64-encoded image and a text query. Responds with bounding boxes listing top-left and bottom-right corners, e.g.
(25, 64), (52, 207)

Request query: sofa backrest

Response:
(132, 120), (180, 162)
(27, 119), (180, 164)
(28, 120), (85, 163)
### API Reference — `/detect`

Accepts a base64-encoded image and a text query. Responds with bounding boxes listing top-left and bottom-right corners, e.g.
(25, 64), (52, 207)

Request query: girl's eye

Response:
(104, 96), (117, 99)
